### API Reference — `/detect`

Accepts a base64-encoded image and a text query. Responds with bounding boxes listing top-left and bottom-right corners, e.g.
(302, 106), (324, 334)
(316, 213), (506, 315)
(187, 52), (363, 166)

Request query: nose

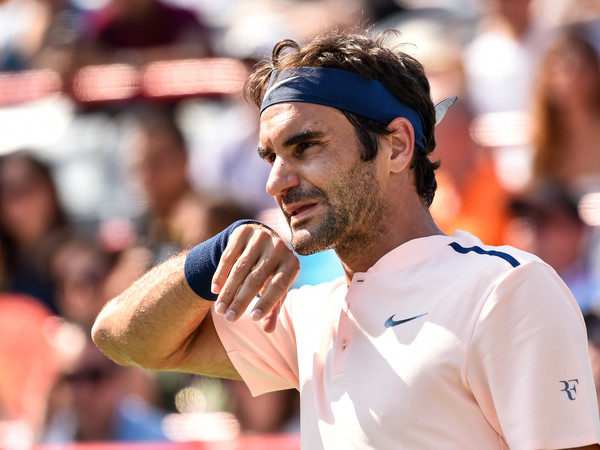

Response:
(266, 156), (300, 198)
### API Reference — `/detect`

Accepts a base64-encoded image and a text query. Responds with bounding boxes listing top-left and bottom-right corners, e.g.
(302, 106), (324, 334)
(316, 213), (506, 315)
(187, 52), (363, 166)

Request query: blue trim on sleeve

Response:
(448, 242), (520, 268)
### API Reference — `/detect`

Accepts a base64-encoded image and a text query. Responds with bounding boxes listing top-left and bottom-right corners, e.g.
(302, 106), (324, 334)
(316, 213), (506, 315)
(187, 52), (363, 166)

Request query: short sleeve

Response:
(212, 296), (300, 396)
(466, 261), (600, 449)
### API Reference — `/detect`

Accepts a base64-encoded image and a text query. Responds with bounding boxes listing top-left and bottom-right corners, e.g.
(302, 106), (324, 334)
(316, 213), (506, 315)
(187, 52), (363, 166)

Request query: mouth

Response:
(284, 202), (318, 223)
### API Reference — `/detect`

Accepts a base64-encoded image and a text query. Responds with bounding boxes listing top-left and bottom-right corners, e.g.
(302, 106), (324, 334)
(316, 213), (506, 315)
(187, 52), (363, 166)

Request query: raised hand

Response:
(211, 223), (299, 332)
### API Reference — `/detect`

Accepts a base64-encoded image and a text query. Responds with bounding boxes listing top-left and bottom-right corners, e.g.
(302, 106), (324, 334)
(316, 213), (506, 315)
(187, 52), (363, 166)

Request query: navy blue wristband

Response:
(184, 219), (263, 301)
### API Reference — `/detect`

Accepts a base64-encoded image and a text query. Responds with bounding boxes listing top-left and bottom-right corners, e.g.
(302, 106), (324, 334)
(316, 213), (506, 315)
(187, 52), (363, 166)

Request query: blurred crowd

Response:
(0, 0), (599, 447)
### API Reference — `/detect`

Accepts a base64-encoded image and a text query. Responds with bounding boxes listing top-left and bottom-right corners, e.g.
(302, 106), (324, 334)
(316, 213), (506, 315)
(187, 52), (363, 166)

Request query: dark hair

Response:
(130, 106), (188, 155)
(0, 151), (71, 294)
(245, 30), (439, 206)
(0, 151), (69, 232)
(532, 21), (600, 179)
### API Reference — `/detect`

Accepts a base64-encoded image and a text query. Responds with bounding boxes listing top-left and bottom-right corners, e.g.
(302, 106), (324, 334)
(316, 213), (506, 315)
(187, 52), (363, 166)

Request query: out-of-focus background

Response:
(0, 0), (599, 448)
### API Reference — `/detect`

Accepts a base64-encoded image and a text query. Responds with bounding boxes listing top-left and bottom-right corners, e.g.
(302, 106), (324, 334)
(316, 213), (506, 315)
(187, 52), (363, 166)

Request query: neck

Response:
(338, 200), (444, 283)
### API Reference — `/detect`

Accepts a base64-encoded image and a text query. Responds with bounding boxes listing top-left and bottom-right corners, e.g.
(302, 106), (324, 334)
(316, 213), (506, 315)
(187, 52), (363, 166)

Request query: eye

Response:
(258, 147), (276, 165)
(295, 141), (314, 155)
(265, 153), (276, 165)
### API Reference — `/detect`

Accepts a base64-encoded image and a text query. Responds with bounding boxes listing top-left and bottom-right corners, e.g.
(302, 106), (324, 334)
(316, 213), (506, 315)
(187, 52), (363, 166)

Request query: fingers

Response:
(261, 300), (282, 333)
(250, 264), (297, 321)
(212, 224), (299, 327)
(211, 225), (256, 295)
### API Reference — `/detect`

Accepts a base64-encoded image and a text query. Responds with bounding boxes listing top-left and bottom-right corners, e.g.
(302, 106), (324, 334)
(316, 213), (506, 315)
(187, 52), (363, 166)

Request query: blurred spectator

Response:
(31, 0), (86, 77)
(461, 0), (555, 193)
(49, 236), (116, 330)
(42, 337), (169, 443)
(80, 0), (213, 67)
(0, 0), (46, 71)
(530, 19), (600, 195)
(184, 97), (275, 216)
(0, 0), (84, 74)
(506, 179), (600, 313)
(0, 151), (73, 313)
(123, 107), (251, 264)
(463, 0), (550, 116)
(130, 107), (209, 261)
(519, 18), (600, 311)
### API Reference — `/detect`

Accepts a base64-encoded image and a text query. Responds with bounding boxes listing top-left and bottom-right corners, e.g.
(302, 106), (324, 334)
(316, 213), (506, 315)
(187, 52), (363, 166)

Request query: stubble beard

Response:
(288, 158), (387, 257)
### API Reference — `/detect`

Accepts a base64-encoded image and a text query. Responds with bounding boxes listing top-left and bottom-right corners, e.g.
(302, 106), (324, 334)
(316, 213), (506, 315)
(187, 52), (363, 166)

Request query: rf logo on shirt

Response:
(560, 379), (579, 400)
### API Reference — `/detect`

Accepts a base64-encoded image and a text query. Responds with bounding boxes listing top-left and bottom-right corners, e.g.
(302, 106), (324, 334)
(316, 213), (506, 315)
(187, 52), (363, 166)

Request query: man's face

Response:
(258, 102), (387, 255)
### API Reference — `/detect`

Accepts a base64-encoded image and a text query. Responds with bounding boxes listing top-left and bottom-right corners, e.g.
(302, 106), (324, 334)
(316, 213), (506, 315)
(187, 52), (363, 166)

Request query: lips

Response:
(281, 188), (325, 223)
(284, 202), (318, 222)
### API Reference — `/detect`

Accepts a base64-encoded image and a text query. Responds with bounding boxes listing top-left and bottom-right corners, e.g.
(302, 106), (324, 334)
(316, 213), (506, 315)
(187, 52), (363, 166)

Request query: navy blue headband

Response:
(260, 66), (427, 149)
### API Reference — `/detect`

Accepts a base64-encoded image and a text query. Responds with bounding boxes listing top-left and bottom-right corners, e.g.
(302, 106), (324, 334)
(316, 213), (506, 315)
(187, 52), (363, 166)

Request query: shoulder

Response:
(452, 233), (583, 333)
(443, 231), (576, 311)
(444, 230), (547, 283)
(448, 230), (541, 267)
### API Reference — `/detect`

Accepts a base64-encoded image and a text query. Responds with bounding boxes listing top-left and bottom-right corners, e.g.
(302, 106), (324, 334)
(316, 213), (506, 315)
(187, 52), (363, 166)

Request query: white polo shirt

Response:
(212, 230), (600, 449)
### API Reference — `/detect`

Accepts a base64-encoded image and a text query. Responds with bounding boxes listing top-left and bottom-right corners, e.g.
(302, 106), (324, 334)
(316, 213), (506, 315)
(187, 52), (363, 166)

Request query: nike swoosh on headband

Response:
(263, 75), (300, 102)
(384, 312), (428, 328)
(434, 96), (458, 126)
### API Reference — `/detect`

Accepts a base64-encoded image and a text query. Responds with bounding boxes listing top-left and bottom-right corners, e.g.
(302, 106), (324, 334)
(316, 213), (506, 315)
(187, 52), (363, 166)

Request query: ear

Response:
(384, 117), (415, 174)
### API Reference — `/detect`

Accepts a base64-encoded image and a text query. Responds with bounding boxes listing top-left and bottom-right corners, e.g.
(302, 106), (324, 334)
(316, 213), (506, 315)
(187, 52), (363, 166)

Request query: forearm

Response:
(92, 220), (299, 378)
(92, 252), (212, 370)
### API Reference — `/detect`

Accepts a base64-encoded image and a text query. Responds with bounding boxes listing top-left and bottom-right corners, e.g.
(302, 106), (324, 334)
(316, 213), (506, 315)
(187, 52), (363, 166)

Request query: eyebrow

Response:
(258, 129), (327, 160)
(283, 129), (326, 148)
(257, 145), (270, 160)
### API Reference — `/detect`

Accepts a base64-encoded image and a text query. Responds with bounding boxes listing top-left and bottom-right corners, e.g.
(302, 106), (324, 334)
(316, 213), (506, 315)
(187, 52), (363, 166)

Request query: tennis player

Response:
(92, 31), (600, 449)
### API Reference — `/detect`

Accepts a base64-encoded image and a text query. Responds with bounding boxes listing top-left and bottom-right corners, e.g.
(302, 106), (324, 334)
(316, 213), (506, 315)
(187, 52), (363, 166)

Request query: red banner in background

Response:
(0, 58), (249, 107)
(35, 434), (300, 450)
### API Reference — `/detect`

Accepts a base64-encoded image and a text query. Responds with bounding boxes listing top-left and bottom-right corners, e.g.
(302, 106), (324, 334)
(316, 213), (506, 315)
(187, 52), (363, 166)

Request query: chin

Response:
(291, 229), (334, 256)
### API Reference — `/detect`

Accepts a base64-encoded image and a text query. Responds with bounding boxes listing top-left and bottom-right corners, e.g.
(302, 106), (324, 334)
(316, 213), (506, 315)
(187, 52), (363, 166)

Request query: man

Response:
(92, 31), (600, 449)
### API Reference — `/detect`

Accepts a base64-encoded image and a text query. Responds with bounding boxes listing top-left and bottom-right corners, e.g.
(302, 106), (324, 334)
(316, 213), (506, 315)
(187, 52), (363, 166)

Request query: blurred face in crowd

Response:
(507, 206), (585, 273)
(64, 341), (127, 441)
(133, 128), (189, 216)
(0, 156), (59, 248)
(545, 37), (600, 110)
(259, 102), (387, 256)
(51, 242), (110, 328)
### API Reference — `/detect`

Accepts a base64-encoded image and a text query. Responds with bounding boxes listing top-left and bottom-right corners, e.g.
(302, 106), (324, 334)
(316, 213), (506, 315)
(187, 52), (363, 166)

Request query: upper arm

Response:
(467, 262), (600, 448)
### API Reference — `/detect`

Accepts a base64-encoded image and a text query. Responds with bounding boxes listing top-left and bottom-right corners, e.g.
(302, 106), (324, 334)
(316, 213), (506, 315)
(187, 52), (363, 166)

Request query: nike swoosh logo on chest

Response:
(384, 312), (428, 328)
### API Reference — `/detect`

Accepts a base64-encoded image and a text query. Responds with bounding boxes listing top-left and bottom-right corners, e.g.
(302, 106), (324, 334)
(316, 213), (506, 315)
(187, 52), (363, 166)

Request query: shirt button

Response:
(341, 338), (349, 350)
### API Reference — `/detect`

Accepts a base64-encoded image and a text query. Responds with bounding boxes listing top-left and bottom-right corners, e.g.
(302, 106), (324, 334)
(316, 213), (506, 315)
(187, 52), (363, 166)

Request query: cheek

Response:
(328, 160), (381, 212)
(1, 194), (52, 230)
(292, 159), (336, 198)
